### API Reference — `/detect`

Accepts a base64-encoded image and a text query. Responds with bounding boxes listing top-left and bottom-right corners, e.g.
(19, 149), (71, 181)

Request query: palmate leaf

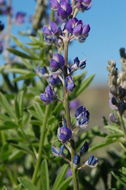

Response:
(40, 159), (50, 190)
(19, 177), (39, 190)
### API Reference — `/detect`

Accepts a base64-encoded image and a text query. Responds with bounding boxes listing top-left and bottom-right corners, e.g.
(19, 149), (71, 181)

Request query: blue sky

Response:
(3, 0), (126, 86)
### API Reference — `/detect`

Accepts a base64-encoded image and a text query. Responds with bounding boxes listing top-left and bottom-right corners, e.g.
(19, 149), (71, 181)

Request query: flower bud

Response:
(85, 155), (98, 168)
(80, 141), (89, 155)
(73, 155), (80, 166)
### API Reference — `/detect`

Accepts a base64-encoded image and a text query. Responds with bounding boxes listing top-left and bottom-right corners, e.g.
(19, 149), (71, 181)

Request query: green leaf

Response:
(70, 74), (95, 100)
(7, 68), (30, 74)
(52, 164), (68, 190)
(0, 121), (18, 130)
(19, 177), (39, 190)
(105, 125), (124, 135)
(15, 91), (24, 119)
(40, 159), (50, 190)
(58, 177), (72, 190)
(8, 48), (38, 60)
(12, 35), (37, 56)
(32, 102), (44, 121)
(13, 73), (35, 82)
(0, 93), (16, 119)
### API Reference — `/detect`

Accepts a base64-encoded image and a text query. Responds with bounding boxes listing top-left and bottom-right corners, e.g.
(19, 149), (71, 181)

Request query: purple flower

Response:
(50, 53), (65, 72)
(40, 85), (55, 104)
(85, 155), (98, 168)
(50, 0), (72, 19)
(50, 0), (60, 10)
(75, 106), (89, 128)
(0, 21), (4, 31)
(15, 12), (26, 24)
(57, 1), (72, 19)
(70, 99), (80, 110)
(71, 57), (86, 70)
(64, 18), (90, 41)
(57, 122), (72, 143)
(82, 24), (90, 35)
(43, 21), (60, 37)
(75, 0), (92, 10)
(49, 75), (61, 86)
(73, 155), (80, 165)
(65, 76), (75, 91)
(66, 168), (72, 177)
(80, 141), (89, 155)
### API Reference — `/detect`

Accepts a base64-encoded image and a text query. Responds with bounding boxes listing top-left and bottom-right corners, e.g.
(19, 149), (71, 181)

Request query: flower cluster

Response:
(43, 0), (91, 44)
(38, 0), (98, 179)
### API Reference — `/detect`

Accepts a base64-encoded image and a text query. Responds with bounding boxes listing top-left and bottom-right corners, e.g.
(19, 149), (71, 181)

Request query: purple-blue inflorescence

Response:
(38, 0), (98, 172)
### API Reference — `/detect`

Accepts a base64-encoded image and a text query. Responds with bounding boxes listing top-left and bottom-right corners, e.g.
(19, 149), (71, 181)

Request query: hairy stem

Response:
(32, 105), (49, 184)
(71, 166), (79, 190)
(63, 40), (71, 129)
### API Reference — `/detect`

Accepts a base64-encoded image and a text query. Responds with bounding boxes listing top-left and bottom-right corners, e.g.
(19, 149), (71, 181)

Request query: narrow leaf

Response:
(52, 164), (68, 190)
(19, 177), (39, 190)
(41, 159), (50, 190)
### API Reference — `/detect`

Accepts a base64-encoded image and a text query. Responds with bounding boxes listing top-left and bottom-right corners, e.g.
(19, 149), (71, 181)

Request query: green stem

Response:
(63, 40), (71, 129)
(71, 166), (79, 190)
(32, 105), (49, 184)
